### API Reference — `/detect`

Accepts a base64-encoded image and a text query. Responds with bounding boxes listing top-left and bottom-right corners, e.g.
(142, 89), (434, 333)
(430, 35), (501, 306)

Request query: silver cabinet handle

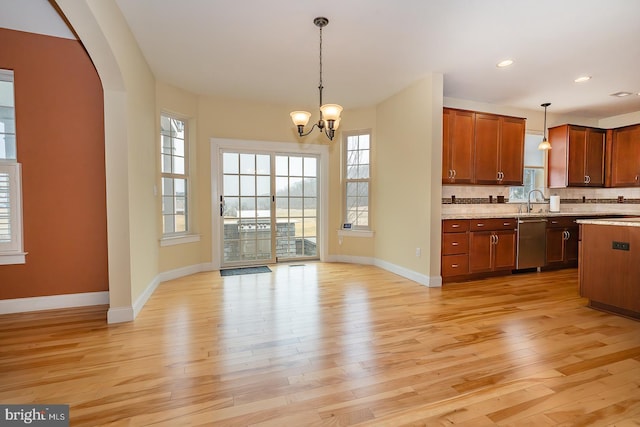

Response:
(451, 224), (460, 228)
(453, 169), (456, 178)
(452, 242), (459, 246)
(451, 264), (459, 268)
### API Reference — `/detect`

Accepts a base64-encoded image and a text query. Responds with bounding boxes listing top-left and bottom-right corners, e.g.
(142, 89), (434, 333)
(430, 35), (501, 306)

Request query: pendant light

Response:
(290, 17), (343, 141)
(537, 102), (552, 150)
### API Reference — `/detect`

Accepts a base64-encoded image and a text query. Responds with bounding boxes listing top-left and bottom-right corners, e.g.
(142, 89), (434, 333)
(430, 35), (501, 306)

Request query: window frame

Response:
(509, 132), (546, 203)
(160, 113), (192, 240)
(343, 130), (372, 231)
(0, 70), (25, 264)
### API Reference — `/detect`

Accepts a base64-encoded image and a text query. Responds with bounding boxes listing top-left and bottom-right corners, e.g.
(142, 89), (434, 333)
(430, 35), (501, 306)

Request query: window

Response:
(160, 114), (189, 235)
(509, 133), (545, 202)
(344, 131), (371, 229)
(0, 69), (25, 264)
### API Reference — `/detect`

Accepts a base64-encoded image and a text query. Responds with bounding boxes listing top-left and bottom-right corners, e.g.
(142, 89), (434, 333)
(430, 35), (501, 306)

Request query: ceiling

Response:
(5, 1), (640, 119)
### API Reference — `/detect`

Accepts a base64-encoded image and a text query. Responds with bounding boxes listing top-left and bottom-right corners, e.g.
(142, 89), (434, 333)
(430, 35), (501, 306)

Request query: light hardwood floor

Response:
(1, 263), (639, 426)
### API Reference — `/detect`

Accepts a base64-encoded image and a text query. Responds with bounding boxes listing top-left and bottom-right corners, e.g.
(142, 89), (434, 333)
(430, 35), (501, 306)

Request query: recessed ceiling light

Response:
(496, 59), (514, 68)
(574, 75), (591, 83)
(610, 91), (633, 97)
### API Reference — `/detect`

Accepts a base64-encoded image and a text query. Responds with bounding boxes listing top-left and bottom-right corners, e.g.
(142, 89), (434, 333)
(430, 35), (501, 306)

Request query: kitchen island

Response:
(577, 217), (640, 320)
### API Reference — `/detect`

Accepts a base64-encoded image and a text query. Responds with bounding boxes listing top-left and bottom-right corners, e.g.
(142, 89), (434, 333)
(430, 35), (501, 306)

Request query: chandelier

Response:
(290, 17), (343, 141)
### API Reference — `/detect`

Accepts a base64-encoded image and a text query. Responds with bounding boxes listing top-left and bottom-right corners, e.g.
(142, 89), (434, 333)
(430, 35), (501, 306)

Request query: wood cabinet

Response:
(548, 124), (605, 188)
(474, 114), (525, 185)
(442, 108), (525, 185)
(441, 219), (469, 279)
(468, 218), (517, 273)
(580, 223), (640, 318)
(442, 108), (474, 184)
(608, 124), (640, 187)
(545, 217), (578, 267)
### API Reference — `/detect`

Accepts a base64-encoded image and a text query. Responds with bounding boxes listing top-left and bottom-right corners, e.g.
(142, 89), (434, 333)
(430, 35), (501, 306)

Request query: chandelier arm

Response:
(298, 122), (320, 137)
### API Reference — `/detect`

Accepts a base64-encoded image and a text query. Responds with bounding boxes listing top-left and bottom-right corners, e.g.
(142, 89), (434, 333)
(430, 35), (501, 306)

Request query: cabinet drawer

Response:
(469, 218), (517, 231)
(442, 233), (468, 255)
(442, 254), (469, 277)
(547, 217), (577, 228)
(443, 219), (469, 232)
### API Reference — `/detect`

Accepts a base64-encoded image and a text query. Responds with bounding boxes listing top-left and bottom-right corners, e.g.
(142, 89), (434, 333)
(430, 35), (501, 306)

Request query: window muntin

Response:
(161, 114), (189, 235)
(344, 132), (371, 229)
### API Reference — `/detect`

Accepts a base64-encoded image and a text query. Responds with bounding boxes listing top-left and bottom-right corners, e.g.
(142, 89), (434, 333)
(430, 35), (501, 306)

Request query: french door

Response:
(220, 150), (319, 267)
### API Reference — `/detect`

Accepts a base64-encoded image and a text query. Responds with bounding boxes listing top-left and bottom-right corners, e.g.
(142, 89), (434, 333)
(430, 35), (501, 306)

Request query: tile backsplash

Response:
(442, 185), (640, 216)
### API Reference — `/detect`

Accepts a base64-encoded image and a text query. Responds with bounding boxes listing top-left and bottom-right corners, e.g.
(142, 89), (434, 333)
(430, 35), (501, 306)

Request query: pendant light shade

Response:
(538, 102), (552, 150)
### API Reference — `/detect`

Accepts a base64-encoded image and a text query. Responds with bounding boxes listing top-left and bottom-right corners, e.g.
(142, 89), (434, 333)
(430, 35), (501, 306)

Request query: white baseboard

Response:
(157, 262), (214, 282)
(0, 291), (109, 315)
(107, 306), (134, 323)
(325, 254), (375, 265)
(108, 262), (215, 324)
(327, 255), (442, 288)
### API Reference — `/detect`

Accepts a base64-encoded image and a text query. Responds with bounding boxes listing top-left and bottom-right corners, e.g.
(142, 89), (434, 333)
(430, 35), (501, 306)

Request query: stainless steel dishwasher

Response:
(516, 218), (547, 270)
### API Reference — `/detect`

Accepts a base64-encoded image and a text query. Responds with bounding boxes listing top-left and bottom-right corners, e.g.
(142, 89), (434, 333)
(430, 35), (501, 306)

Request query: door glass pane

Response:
(222, 151), (272, 265)
(274, 155), (319, 261)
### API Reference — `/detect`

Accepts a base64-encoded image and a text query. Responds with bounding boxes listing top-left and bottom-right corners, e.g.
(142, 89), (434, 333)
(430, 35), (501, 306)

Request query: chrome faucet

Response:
(527, 189), (545, 213)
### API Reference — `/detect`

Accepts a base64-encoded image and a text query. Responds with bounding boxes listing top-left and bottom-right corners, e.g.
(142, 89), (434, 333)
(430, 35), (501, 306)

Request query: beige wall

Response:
(374, 75), (442, 279)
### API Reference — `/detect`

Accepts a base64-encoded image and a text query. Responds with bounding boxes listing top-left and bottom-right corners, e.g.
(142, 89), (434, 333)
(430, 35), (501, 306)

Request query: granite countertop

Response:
(577, 217), (640, 227)
(442, 212), (628, 220)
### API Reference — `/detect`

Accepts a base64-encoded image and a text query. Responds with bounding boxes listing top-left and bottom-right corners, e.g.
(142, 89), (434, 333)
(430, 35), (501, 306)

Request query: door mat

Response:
(220, 266), (272, 276)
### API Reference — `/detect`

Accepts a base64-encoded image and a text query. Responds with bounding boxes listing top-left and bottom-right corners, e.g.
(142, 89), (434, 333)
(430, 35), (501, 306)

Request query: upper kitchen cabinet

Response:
(442, 108), (474, 184)
(608, 124), (640, 187)
(474, 113), (525, 185)
(548, 124), (605, 188)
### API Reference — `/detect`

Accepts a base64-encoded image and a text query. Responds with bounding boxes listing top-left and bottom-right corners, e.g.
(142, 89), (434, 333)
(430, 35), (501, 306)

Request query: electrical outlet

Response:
(415, 247), (421, 257)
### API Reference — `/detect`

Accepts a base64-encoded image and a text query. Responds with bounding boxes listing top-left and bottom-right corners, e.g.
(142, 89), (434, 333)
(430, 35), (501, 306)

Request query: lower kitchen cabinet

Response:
(441, 219), (470, 280)
(545, 217), (579, 267)
(469, 220), (517, 273)
(442, 218), (516, 282)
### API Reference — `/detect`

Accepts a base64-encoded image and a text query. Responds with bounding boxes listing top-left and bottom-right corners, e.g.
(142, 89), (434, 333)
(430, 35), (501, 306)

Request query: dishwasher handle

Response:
(518, 218), (548, 224)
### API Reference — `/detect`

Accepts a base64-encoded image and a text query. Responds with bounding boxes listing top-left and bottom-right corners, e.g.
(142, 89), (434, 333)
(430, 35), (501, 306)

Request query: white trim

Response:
(160, 233), (201, 247)
(326, 255), (442, 288)
(0, 291), (109, 315)
(337, 229), (374, 238)
(210, 138), (329, 268)
(157, 262), (213, 283)
(374, 258), (442, 287)
(107, 306), (134, 323)
(108, 262), (215, 324)
(0, 252), (27, 265)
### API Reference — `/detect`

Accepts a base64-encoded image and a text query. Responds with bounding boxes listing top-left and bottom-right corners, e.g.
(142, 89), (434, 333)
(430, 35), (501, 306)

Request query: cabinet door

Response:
(610, 125), (640, 187)
(499, 117), (525, 185)
(469, 231), (493, 273)
(546, 228), (566, 265)
(565, 226), (579, 263)
(442, 109), (451, 181)
(585, 128), (605, 186)
(450, 110), (474, 183)
(567, 126), (587, 186)
(494, 230), (516, 270)
(474, 114), (501, 184)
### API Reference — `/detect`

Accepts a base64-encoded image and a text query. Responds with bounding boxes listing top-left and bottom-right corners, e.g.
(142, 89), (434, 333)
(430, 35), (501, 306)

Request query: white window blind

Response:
(0, 162), (25, 264)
